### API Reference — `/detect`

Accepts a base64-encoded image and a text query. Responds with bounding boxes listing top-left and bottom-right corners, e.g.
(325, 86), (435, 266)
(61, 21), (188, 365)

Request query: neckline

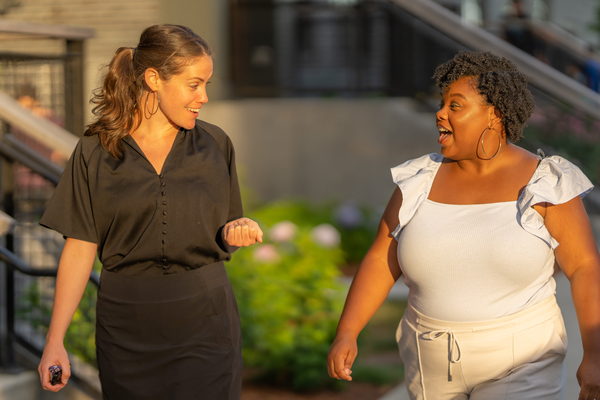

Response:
(124, 129), (184, 176)
(424, 153), (545, 206)
(424, 198), (517, 207)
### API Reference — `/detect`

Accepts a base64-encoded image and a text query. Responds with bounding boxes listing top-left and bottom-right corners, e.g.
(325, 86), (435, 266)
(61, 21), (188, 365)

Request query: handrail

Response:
(387, 0), (600, 120)
(0, 90), (78, 159)
(0, 245), (100, 286)
(0, 135), (63, 185)
(0, 20), (94, 41)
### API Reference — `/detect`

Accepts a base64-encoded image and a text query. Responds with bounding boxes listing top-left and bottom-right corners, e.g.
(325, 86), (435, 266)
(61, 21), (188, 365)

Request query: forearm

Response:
(336, 252), (400, 339)
(569, 266), (600, 356)
(46, 238), (97, 345)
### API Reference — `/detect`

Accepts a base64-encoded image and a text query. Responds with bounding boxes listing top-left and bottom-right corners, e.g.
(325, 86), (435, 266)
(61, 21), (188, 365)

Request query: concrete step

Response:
(0, 370), (94, 400)
(0, 371), (38, 400)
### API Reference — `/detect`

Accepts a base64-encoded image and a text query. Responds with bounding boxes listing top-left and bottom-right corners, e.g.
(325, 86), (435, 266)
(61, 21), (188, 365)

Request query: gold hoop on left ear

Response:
(146, 91), (160, 116)
(481, 127), (502, 160)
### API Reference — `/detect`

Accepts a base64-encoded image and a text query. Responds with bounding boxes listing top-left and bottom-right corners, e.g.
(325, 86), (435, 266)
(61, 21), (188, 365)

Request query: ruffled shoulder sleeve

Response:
(518, 155), (594, 249)
(390, 153), (443, 239)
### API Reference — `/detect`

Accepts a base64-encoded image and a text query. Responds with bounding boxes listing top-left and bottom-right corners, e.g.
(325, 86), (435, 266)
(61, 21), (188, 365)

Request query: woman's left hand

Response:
(222, 218), (263, 248)
(577, 353), (600, 400)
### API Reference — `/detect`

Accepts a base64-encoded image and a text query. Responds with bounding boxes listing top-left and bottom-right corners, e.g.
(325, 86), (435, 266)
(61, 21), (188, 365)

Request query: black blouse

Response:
(40, 120), (243, 276)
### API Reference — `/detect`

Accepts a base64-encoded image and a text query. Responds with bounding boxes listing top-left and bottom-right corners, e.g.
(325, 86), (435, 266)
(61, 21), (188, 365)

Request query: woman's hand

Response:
(222, 218), (263, 248)
(38, 341), (70, 391)
(576, 353), (600, 400)
(37, 238), (96, 392)
(327, 333), (357, 381)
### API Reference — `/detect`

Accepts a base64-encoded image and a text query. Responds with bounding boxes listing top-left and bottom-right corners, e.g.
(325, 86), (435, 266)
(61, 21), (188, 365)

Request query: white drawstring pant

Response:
(396, 296), (567, 400)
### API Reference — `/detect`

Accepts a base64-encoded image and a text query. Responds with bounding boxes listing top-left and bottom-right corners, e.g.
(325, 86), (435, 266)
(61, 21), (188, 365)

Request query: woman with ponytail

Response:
(37, 24), (261, 399)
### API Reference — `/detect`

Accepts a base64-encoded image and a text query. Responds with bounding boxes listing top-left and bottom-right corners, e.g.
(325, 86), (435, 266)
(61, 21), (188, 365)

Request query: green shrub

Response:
(227, 202), (346, 391)
(17, 261), (100, 367)
(244, 200), (378, 266)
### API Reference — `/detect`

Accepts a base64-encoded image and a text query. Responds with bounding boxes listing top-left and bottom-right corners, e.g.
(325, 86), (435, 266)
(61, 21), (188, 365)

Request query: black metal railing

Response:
(230, 0), (600, 102)
(0, 20), (98, 398)
(230, 0), (600, 185)
(0, 134), (102, 399)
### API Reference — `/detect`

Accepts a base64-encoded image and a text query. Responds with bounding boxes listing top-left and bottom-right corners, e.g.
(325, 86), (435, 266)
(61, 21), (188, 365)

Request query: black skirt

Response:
(95, 262), (242, 400)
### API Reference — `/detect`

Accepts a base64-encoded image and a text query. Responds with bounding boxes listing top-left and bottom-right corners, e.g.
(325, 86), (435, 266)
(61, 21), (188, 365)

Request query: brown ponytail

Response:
(85, 24), (212, 158)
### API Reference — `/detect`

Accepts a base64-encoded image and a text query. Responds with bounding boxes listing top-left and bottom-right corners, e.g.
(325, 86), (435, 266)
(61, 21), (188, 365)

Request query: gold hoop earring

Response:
(146, 91), (160, 116)
(481, 127), (502, 160)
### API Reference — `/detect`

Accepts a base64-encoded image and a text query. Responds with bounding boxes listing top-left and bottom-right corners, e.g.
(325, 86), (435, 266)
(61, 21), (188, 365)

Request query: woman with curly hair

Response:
(37, 24), (262, 399)
(328, 51), (600, 399)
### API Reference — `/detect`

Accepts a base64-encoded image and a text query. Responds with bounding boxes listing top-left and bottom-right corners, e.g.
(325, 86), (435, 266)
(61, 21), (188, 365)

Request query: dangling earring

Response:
(481, 126), (502, 160)
(146, 91), (160, 116)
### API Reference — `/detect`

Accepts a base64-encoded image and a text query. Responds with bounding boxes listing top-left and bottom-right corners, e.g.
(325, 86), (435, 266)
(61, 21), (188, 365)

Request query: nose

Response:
(436, 107), (447, 123)
(197, 87), (208, 105)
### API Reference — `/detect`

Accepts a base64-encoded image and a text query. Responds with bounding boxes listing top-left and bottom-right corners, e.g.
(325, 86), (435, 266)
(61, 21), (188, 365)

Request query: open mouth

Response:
(186, 107), (200, 114)
(438, 126), (452, 144)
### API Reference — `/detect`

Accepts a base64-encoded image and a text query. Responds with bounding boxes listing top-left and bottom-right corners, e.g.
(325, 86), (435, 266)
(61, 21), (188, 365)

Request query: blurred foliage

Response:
(350, 299), (406, 386)
(17, 259), (101, 367)
(521, 104), (600, 183)
(228, 202), (346, 391)
(244, 199), (379, 266)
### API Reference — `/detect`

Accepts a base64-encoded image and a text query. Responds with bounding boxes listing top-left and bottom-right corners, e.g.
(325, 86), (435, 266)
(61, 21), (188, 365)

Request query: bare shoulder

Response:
(506, 145), (540, 175)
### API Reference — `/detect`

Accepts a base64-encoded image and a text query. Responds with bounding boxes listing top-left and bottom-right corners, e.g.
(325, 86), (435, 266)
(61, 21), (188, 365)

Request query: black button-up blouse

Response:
(40, 120), (243, 276)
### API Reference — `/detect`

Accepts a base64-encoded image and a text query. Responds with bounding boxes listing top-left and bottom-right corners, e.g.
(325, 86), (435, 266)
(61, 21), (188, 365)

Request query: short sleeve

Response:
(39, 139), (98, 244)
(518, 155), (594, 249)
(390, 153), (443, 239)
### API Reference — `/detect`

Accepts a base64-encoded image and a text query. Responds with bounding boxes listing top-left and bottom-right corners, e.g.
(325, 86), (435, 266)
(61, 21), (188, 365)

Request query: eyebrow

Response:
(447, 93), (467, 100)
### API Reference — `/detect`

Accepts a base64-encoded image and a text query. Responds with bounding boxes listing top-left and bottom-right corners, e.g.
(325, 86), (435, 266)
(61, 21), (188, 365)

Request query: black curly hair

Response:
(432, 51), (535, 143)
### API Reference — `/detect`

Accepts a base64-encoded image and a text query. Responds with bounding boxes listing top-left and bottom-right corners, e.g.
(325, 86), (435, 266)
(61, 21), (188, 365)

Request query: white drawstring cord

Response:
(424, 329), (462, 381)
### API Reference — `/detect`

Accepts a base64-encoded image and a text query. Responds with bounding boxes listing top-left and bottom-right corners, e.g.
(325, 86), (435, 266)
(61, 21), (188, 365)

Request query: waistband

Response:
(404, 296), (561, 382)
(98, 262), (229, 304)
(406, 295), (560, 337)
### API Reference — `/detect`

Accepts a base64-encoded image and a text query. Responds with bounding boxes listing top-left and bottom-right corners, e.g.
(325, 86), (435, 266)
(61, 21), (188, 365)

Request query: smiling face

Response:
(150, 56), (213, 131)
(436, 76), (499, 160)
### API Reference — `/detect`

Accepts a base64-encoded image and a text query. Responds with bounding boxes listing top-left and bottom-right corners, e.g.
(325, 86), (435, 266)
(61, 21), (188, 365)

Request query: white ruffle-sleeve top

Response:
(391, 153), (593, 322)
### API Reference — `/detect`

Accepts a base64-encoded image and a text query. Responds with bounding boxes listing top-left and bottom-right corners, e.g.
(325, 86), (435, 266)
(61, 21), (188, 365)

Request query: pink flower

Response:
(253, 244), (281, 263)
(270, 221), (297, 242)
(311, 224), (341, 248)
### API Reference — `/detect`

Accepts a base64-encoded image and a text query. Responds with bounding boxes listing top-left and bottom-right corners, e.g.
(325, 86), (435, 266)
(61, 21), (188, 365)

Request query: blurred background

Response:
(0, 0), (600, 399)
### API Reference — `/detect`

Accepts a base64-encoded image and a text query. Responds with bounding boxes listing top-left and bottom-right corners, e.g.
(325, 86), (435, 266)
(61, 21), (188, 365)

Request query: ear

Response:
(488, 106), (502, 125)
(488, 107), (506, 137)
(144, 68), (160, 92)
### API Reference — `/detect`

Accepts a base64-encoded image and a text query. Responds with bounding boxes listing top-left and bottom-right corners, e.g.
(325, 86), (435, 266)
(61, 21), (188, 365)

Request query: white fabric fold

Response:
(390, 153), (443, 238)
(517, 155), (593, 249)
(390, 153), (594, 248)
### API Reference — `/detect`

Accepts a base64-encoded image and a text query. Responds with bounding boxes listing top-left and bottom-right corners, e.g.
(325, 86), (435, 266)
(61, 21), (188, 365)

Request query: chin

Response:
(174, 119), (197, 130)
(183, 121), (197, 130)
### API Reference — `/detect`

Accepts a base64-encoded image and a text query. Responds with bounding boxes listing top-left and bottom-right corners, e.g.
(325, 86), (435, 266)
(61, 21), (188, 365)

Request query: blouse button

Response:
(163, 221), (167, 225)
(161, 182), (166, 187)
(159, 174), (164, 179)
(162, 239), (165, 244)
(163, 211), (167, 216)
(163, 230), (167, 234)
(163, 201), (167, 205)
(161, 191), (165, 196)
